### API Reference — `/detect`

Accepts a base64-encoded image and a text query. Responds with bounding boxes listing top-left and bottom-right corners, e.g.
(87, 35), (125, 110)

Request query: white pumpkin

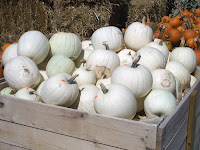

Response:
(46, 54), (75, 77)
(86, 44), (120, 80)
(84, 45), (94, 51)
(15, 88), (40, 101)
(82, 40), (92, 49)
(96, 77), (111, 89)
(0, 87), (16, 97)
(124, 22), (153, 51)
(91, 26), (123, 52)
(36, 81), (46, 102)
(117, 49), (136, 65)
(175, 77), (182, 103)
(190, 75), (197, 87)
(144, 89), (177, 119)
(94, 83), (137, 119)
(4, 56), (40, 90)
(166, 61), (191, 90)
(74, 49), (93, 68)
(17, 30), (50, 64)
(49, 32), (82, 60)
(169, 47), (197, 73)
(111, 53), (153, 98)
(76, 84), (99, 113)
(72, 68), (96, 86)
(137, 46), (166, 72)
(41, 73), (79, 106)
(147, 39), (169, 60)
(2, 43), (18, 66)
(151, 69), (176, 93)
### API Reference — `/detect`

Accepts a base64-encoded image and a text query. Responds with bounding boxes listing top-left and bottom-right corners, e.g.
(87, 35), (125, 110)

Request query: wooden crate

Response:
(0, 77), (199, 149)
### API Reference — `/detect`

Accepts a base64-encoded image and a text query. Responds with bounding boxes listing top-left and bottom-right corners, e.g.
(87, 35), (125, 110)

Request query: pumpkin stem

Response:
(69, 56), (76, 60)
(128, 51), (132, 55)
(29, 91), (37, 95)
(159, 40), (163, 46)
(80, 59), (86, 64)
(179, 37), (185, 47)
(195, 38), (200, 51)
(158, 26), (166, 39)
(146, 13), (150, 23)
(142, 16), (146, 24)
(68, 74), (79, 84)
(103, 75), (107, 79)
(10, 89), (16, 95)
(100, 83), (108, 94)
(102, 41), (109, 50)
(131, 53), (141, 68)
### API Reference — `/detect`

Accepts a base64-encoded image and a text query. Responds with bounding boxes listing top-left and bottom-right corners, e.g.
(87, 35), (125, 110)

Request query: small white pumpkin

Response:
(94, 83), (137, 119)
(96, 77), (111, 89)
(166, 61), (191, 90)
(124, 22), (153, 51)
(111, 53), (153, 98)
(137, 46), (166, 72)
(49, 32), (82, 60)
(190, 75), (197, 87)
(117, 49), (136, 65)
(144, 89), (177, 119)
(0, 87), (16, 97)
(17, 30), (50, 64)
(86, 42), (120, 80)
(82, 40), (92, 49)
(2, 43), (18, 66)
(147, 39), (169, 60)
(151, 69), (176, 93)
(169, 47), (197, 73)
(91, 26), (123, 52)
(46, 54), (75, 77)
(4, 56), (40, 90)
(72, 68), (96, 86)
(41, 73), (79, 107)
(15, 88), (40, 101)
(74, 49), (93, 68)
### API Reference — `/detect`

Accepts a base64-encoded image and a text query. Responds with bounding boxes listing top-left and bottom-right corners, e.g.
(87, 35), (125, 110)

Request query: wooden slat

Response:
(195, 113), (200, 136)
(0, 141), (28, 150)
(156, 80), (200, 150)
(186, 91), (197, 150)
(179, 140), (186, 150)
(193, 130), (200, 150)
(164, 117), (188, 150)
(0, 94), (158, 150)
(0, 119), (122, 150)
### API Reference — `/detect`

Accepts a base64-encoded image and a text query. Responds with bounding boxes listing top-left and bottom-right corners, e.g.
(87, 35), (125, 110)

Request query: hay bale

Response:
(127, 0), (167, 25)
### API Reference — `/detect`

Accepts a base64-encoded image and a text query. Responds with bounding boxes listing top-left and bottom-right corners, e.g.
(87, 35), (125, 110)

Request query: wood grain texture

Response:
(0, 119), (122, 150)
(179, 140), (186, 150)
(156, 80), (200, 150)
(0, 141), (28, 150)
(0, 94), (158, 150)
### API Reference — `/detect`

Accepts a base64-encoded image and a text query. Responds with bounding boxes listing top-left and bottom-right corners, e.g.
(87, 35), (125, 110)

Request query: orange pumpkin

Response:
(2, 43), (11, 51)
(194, 8), (200, 16)
(177, 26), (185, 32)
(161, 16), (171, 23)
(169, 17), (181, 28)
(182, 29), (197, 41)
(0, 51), (3, 60)
(195, 17), (200, 24)
(167, 28), (182, 47)
(186, 38), (197, 49)
(194, 28), (200, 37)
(194, 40), (200, 65)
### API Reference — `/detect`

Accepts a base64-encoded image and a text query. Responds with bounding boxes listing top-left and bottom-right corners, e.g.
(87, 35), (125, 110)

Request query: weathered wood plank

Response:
(179, 140), (186, 150)
(0, 94), (158, 150)
(0, 141), (28, 150)
(195, 113), (200, 136)
(194, 130), (200, 150)
(0, 119), (123, 150)
(156, 80), (200, 150)
(164, 117), (188, 150)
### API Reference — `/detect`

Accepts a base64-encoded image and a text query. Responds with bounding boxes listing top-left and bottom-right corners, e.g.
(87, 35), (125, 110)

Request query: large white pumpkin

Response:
(91, 26), (123, 52)
(41, 72), (79, 106)
(169, 47), (197, 73)
(86, 47), (120, 80)
(111, 54), (153, 98)
(137, 46), (166, 72)
(49, 32), (82, 60)
(166, 61), (191, 90)
(124, 22), (153, 51)
(46, 54), (75, 77)
(4, 56), (40, 90)
(94, 83), (137, 119)
(2, 43), (18, 66)
(17, 30), (50, 64)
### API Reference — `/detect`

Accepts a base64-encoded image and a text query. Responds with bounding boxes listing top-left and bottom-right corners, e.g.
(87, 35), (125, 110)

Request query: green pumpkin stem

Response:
(68, 74), (79, 84)
(102, 41), (109, 50)
(10, 89), (16, 95)
(159, 40), (163, 46)
(158, 26), (166, 39)
(128, 51), (132, 55)
(195, 38), (200, 51)
(100, 83), (108, 94)
(29, 91), (37, 95)
(131, 53), (141, 68)
(80, 59), (86, 64)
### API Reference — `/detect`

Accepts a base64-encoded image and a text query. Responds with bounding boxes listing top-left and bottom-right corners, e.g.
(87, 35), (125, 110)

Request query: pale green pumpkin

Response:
(0, 87), (16, 97)
(46, 54), (75, 77)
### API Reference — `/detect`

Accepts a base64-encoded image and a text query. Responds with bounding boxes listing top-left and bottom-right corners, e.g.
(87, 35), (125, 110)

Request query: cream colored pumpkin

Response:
(2, 43), (18, 66)
(94, 83), (137, 119)
(4, 56), (40, 90)
(46, 54), (75, 77)
(72, 68), (96, 86)
(49, 32), (82, 60)
(117, 49), (136, 65)
(166, 61), (191, 90)
(15, 88), (40, 101)
(96, 77), (111, 89)
(137, 46), (166, 72)
(124, 22), (153, 51)
(91, 26), (123, 52)
(17, 30), (50, 64)
(169, 47), (197, 73)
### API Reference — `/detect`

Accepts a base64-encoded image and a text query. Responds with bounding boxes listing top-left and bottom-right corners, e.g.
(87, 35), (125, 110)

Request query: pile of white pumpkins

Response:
(0, 21), (198, 122)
